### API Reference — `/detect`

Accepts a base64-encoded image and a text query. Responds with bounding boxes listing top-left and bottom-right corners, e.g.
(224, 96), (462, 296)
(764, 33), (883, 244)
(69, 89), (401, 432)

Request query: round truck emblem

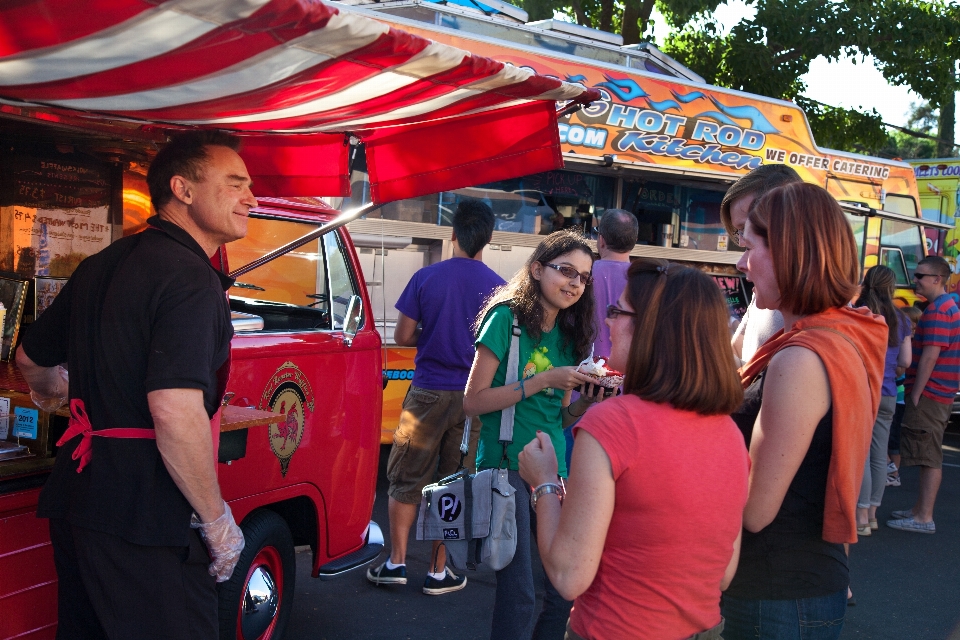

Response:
(259, 361), (315, 477)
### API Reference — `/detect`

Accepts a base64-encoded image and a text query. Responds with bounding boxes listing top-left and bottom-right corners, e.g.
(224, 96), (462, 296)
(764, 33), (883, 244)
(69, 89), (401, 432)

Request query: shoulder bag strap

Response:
(499, 313), (522, 445)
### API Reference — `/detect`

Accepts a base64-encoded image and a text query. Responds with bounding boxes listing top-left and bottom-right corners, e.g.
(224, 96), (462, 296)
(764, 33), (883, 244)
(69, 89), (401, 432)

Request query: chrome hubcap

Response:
(241, 565), (279, 639)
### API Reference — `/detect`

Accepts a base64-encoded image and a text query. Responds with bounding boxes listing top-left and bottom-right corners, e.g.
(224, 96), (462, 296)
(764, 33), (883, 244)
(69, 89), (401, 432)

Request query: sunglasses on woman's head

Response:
(544, 263), (593, 285)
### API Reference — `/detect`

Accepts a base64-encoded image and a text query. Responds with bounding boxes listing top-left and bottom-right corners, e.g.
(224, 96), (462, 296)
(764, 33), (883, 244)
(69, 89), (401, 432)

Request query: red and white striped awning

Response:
(0, 0), (599, 201)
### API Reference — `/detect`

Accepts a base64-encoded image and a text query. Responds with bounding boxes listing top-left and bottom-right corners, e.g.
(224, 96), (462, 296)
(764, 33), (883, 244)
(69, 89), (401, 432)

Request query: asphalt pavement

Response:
(286, 430), (960, 639)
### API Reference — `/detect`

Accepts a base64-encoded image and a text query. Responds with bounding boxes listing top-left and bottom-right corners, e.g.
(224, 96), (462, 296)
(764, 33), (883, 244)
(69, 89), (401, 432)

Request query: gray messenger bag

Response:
(416, 313), (523, 571)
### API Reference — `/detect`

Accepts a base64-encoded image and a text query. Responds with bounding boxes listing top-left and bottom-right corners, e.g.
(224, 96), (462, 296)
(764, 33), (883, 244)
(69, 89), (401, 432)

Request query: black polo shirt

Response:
(23, 216), (233, 547)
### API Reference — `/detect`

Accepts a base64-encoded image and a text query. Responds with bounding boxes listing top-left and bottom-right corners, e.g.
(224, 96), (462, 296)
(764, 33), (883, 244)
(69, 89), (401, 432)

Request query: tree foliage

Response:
(795, 97), (888, 153)
(539, 0), (724, 45)
(879, 102), (956, 159)
(517, 0), (959, 155)
(659, 1), (888, 153)
(867, 0), (960, 155)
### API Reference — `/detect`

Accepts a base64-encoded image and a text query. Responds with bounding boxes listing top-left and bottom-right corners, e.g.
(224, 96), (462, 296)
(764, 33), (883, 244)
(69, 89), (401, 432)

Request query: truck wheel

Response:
(219, 509), (296, 640)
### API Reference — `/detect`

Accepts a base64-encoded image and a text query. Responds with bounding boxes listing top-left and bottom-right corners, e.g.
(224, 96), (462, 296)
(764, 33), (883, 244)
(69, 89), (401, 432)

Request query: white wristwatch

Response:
(530, 482), (564, 509)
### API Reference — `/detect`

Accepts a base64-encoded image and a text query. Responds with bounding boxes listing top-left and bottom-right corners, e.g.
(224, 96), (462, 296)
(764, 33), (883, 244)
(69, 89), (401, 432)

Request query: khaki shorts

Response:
(386, 386), (479, 504)
(900, 394), (953, 469)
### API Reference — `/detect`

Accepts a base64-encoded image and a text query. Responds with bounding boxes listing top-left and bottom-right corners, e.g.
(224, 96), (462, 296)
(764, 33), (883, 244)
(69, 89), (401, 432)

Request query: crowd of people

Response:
(371, 163), (960, 640)
(19, 130), (958, 639)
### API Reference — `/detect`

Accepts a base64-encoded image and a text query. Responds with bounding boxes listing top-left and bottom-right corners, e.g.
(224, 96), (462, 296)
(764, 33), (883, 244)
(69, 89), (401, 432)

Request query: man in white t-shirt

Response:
(721, 164), (802, 365)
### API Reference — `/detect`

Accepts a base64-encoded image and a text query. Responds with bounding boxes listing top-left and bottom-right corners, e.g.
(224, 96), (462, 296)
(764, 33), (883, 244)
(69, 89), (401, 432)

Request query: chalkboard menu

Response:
(712, 274), (749, 321)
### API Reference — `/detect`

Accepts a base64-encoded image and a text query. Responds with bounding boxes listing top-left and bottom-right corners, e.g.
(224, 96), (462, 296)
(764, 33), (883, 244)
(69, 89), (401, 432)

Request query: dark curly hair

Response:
(476, 230), (596, 360)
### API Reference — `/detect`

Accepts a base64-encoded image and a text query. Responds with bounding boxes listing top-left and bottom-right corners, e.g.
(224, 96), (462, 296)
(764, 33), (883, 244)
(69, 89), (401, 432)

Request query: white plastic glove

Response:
(30, 365), (68, 413)
(192, 502), (245, 582)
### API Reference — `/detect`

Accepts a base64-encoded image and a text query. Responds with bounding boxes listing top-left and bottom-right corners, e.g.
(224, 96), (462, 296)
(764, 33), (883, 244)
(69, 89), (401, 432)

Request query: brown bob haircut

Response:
(748, 182), (859, 316)
(622, 259), (743, 415)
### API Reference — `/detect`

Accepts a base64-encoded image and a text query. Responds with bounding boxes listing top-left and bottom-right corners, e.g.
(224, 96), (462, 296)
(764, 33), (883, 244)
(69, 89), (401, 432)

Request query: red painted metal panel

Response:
(0, 490), (57, 640)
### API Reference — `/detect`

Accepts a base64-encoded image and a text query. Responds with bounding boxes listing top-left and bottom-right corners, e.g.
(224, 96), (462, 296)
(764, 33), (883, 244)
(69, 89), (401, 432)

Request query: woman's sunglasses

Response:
(606, 304), (637, 319)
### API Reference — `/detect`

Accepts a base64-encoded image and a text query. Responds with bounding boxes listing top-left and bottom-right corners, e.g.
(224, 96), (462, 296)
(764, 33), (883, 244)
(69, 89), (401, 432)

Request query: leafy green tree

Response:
(519, 0), (958, 155)
(526, 0), (724, 45)
(878, 102), (953, 159)
(868, 0), (960, 157)
(658, 0), (886, 153)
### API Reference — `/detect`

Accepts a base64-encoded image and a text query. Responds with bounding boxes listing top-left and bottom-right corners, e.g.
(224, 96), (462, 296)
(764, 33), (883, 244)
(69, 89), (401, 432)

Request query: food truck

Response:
(328, 0), (949, 440)
(909, 158), (960, 416)
(910, 158), (960, 287)
(0, 1), (598, 638)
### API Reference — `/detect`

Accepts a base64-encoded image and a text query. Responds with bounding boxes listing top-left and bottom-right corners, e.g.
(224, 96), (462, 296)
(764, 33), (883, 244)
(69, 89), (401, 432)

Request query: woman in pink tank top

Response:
(519, 258), (749, 640)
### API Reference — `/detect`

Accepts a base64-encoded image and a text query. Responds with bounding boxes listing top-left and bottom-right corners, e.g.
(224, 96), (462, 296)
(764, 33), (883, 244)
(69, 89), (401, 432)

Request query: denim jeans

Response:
(490, 470), (573, 640)
(721, 589), (847, 640)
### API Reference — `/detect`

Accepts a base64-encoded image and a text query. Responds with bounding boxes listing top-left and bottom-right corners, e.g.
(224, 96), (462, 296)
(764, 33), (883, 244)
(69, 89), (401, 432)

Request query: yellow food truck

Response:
(910, 158), (960, 285)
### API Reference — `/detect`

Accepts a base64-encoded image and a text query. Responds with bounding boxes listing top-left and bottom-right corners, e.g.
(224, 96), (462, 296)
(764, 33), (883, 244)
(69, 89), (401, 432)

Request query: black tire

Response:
(218, 509), (297, 640)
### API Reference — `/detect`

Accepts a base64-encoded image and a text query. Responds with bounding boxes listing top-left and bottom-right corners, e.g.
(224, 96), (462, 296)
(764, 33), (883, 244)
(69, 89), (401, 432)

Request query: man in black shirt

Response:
(17, 131), (257, 639)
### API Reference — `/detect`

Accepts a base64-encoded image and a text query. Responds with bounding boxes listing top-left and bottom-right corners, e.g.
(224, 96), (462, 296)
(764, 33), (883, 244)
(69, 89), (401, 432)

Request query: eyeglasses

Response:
(913, 272), (939, 281)
(544, 263), (593, 285)
(606, 304), (637, 319)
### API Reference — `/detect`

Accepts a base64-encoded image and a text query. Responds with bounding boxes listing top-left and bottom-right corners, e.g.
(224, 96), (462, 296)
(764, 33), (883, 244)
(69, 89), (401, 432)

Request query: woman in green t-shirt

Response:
(464, 229), (604, 640)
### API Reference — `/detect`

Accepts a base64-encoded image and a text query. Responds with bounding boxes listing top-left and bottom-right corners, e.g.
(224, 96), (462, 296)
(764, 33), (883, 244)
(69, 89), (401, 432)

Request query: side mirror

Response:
(343, 295), (363, 347)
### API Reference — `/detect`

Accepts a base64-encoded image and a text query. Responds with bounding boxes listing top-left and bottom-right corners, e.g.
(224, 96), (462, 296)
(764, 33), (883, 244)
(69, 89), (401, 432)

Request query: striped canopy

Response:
(0, 0), (599, 201)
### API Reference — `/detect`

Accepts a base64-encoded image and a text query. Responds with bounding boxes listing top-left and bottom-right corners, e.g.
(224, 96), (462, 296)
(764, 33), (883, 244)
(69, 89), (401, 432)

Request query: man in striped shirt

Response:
(888, 256), (960, 534)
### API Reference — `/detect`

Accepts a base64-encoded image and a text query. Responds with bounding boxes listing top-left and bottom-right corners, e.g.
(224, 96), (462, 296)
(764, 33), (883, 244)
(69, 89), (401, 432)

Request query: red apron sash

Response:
(57, 399), (156, 473)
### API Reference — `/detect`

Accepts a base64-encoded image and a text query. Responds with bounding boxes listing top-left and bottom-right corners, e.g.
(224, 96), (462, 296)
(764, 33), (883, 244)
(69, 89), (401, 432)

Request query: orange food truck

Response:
(0, 2), (598, 638)
(330, 0), (948, 440)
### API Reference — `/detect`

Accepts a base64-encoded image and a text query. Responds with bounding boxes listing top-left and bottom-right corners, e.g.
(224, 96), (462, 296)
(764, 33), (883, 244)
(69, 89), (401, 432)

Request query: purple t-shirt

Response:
(590, 259), (630, 358)
(396, 257), (504, 391)
(882, 310), (912, 397)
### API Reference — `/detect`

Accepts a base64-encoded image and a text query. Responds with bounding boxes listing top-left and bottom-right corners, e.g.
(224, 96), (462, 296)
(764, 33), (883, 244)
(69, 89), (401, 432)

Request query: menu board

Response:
(713, 274), (749, 321)
(1, 155), (113, 277)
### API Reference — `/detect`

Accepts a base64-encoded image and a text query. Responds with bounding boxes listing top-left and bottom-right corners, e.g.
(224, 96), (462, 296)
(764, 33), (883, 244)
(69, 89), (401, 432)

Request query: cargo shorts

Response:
(900, 394), (953, 469)
(386, 386), (480, 504)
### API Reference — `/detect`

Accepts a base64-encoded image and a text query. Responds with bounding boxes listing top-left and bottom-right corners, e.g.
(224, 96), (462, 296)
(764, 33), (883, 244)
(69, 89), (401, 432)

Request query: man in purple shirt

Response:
(591, 209), (638, 357)
(368, 201), (504, 594)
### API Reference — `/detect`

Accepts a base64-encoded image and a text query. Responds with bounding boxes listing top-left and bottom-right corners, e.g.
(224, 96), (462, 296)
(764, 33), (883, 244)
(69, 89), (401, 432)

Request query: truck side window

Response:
(880, 247), (910, 285)
(226, 216), (332, 332)
(323, 231), (362, 330)
(880, 219), (924, 284)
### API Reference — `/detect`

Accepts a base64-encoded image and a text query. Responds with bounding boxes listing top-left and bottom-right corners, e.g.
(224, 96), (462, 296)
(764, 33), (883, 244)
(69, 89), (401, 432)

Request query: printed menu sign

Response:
(1, 155), (112, 277)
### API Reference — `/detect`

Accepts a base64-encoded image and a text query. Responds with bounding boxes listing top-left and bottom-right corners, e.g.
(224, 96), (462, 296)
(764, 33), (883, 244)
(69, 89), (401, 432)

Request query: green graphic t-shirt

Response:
(475, 304), (576, 476)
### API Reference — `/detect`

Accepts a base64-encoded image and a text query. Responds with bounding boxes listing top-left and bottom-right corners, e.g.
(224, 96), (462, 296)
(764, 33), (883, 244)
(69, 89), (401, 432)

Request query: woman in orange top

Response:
(722, 183), (887, 639)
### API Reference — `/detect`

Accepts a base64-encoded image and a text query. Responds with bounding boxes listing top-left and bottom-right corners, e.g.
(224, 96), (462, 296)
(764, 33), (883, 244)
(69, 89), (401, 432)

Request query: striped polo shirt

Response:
(906, 293), (960, 403)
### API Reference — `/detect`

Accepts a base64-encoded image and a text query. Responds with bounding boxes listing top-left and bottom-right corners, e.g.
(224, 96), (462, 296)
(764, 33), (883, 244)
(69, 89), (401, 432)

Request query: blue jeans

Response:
(491, 470), (572, 640)
(721, 589), (846, 640)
